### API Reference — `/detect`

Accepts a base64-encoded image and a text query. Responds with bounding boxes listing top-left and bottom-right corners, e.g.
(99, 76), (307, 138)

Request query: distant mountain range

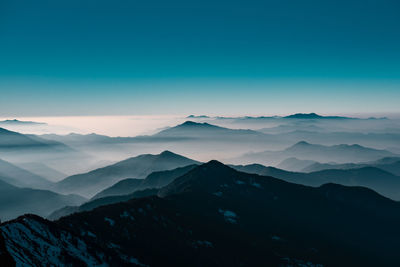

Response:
(0, 119), (46, 125)
(302, 157), (400, 175)
(235, 141), (397, 165)
(187, 115), (210, 118)
(283, 113), (353, 119)
(53, 151), (199, 198)
(186, 113), (384, 120)
(3, 161), (400, 266)
(152, 121), (267, 140)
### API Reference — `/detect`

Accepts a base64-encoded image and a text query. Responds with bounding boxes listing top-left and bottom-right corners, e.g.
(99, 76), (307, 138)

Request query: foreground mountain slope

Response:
(0, 179), (86, 221)
(233, 163), (400, 200)
(3, 161), (400, 266)
(54, 151), (199, 197)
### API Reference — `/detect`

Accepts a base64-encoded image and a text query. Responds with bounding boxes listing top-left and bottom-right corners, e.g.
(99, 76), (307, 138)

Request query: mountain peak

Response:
(158, 161), (237, 197)
(201, 159), (227, 168)
(179, 121), (215, 127)
(284, 113), (322, 119)
(292, 141), (312, 147)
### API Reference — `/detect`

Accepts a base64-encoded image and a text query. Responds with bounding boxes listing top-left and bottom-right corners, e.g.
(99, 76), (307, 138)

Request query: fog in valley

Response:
(0, 113), (399, 221)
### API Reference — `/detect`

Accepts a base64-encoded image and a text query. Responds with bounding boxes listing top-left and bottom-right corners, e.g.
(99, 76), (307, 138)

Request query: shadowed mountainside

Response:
(2, 161), (400, 266)
(233, 163), (400, 200)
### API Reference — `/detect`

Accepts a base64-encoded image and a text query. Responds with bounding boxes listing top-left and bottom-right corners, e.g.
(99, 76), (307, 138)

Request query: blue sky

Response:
(0, 0), (399, 116)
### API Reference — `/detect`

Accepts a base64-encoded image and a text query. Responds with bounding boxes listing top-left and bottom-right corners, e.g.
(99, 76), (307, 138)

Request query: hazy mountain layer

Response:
(235, 141), (397, 165)
(0, 179), (86, 221)
(53, 151), (199, 198)
(2, 161), (400, 266)
(0, 158), (52, 189)
(15, 162), (67, 182)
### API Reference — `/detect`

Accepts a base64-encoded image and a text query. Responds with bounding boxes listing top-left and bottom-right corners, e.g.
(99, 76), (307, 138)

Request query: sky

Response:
(0, 0), (399, 116)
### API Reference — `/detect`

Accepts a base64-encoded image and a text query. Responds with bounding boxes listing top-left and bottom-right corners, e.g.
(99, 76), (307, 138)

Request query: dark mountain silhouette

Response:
(0, 179), (86, 221)
(187, 115), (210, 118)
(0, 158), (52, 189)
(236, 141), (397, 165)
(0, 127), (67, 150)
(92, 178), (143, 200)
(283, 113), (352, 119)
(233, 163), (400, 200)
(3, 161), (400, 266)
(93, 164), (198, 200)
(53, 151), (199, 197)
(303, 157), (400, 175)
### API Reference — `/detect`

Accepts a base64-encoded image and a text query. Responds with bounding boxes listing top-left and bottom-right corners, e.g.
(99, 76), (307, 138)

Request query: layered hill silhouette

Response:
(236, 141), (397, 165)
(49, 165), (198, 219)
(2, 161), (400, 266)
(41, 121), (270, 145)
(53, 151), (199, 197)
(15, 162), (66, 182)
(283, 112), (352, 119)
(303, 157), (400, 175)
(233, 163), (400, 200)
(92, 164), (198, 200)
(0, 179), (86, 221)
(0, 127), (67, 150)
(276, 157), (317, 171)
(153, 121), (267, 140)
(0, 158), (52, 189)
(0, 119), (46, 126)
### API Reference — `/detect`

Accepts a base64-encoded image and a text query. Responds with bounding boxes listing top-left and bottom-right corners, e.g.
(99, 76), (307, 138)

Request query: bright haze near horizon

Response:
(1, 0), (400, 119)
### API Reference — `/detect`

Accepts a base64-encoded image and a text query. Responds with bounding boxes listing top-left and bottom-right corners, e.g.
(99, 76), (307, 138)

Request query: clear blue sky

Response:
(0, 0), (399, 116)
